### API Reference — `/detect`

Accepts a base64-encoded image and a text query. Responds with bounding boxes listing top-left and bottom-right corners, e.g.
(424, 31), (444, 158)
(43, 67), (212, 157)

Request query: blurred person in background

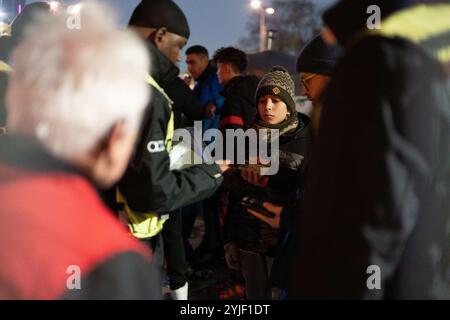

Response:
(296, 0), (450, 299)
(0, 2), (52, 131)
(183, 45), (226, 270)
(185, 45), (224, 133)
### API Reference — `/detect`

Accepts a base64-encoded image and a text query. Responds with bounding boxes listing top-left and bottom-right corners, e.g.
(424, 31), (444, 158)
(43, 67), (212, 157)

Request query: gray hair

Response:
(6, 1), (150, 159)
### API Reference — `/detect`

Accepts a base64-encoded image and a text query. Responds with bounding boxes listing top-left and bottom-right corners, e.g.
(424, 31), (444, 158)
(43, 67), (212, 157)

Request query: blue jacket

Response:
(194, 63), (224, 132)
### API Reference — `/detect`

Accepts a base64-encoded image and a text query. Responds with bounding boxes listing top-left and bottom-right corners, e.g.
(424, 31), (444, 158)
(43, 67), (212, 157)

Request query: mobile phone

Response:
(240, 196), (274, 218)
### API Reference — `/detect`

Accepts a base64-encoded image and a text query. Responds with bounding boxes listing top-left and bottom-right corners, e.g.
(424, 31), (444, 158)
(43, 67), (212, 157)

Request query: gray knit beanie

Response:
(255, 66), (296, 115)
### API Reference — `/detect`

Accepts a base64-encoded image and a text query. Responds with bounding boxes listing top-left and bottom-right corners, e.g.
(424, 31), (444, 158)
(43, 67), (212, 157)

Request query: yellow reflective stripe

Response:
(370, 4), (450, 63)
(0, 60), (12, 74)
(144, 73), (174, 105)
(116, 190), (166, 239)
(373, 4), (450, 43)
(165, 108), (174, 151)
(437, 46), (450, 62)
(145, 73), (174, 151)
(115, 73), (176, 239)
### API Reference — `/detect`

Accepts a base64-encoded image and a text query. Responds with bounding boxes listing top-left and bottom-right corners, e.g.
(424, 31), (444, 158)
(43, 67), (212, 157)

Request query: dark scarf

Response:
(253, 113), (299, 142)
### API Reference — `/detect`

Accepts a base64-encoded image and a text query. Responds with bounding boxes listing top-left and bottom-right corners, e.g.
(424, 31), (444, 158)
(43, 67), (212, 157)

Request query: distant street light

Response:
(265, 7), (275, 15)
(250, 1), (276, 52)
(250, 0), (262, 10)
(49, 1), (60, 13)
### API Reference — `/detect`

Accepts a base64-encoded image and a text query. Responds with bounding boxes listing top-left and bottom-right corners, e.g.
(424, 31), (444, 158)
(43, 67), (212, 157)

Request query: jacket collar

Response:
(0, 135), (82, 177)
(223, 75), (244, 95)
(146, 41), (180, 86)
(196, 63), (216, 82)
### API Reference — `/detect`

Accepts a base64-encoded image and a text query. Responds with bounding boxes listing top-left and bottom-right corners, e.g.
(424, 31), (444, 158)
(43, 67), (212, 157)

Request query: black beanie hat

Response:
(129, 0), (190, 39)
(296, 34), (343, 75)
(256, 66), (297, 115)
(11, 2), (51, 44)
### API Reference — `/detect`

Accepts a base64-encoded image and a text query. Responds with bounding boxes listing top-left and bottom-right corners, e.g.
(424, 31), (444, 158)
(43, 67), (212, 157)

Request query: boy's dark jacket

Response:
(223, 113), (311, 256)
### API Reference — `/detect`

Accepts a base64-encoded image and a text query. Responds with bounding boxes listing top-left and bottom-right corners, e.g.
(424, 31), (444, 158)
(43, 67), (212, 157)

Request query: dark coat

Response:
(291, 2), (450, 299)
(164, 76), (203, 129)
(116, 42), (223, 214)
(223, 113), (311, 256)
(0, 136), (161, 299)
(220, 75), (260, 131)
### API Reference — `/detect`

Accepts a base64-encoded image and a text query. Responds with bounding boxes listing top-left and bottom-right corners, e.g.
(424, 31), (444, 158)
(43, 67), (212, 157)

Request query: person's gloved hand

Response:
(224, 242), (241, 270)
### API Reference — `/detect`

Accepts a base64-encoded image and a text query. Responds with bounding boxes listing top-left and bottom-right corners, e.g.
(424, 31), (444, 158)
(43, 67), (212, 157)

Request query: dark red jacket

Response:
(0, 136), (161, 299)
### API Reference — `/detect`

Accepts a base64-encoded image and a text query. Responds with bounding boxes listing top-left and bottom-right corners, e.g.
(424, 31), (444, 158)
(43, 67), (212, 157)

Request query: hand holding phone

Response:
(240, 196), (275, 218)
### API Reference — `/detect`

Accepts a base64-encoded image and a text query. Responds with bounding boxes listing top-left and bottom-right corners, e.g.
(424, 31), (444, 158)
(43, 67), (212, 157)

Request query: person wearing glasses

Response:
(296, 34), (342, 131)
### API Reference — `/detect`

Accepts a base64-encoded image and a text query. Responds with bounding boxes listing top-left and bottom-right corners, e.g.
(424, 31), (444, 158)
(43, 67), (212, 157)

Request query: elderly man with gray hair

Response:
(0, 2), (160, 299)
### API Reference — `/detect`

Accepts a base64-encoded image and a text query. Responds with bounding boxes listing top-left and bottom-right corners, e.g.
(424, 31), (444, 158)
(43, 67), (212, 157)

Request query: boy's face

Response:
(156, 30), (188, 65)
(216, 62), (235, 85)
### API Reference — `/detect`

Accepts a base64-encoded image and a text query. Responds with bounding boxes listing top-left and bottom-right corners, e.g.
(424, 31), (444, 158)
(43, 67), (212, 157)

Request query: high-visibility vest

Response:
(0, 60), (12, 74)
(116, 74), (175, 239)
(0, 59), (12, 135)
(368, 3), (450, 64)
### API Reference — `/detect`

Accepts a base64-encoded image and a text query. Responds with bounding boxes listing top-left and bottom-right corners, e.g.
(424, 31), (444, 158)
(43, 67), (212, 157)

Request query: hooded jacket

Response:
(293, 1), (450, 299)
(220, 75), (260, 131)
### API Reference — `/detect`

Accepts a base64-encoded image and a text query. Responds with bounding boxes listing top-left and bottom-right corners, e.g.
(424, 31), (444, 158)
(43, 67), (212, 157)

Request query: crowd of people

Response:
(0, 0), (449, 300)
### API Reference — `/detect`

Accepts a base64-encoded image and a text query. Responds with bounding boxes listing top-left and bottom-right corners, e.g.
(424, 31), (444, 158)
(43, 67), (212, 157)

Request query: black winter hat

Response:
(129, 0), (190, 39)
(322, 0), (442, 47)
(255, 66), (297, 115)
(296, 34), (343, 75)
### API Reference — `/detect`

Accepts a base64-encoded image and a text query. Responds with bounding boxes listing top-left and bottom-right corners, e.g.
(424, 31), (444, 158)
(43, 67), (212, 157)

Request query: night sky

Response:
(24, 0), (337, 70)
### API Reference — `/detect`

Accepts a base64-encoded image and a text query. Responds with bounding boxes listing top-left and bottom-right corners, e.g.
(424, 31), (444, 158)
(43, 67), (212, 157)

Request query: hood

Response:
(224, 75), (260, 102)
(146, 41), (180, 86)
(322, 0), (446, 48)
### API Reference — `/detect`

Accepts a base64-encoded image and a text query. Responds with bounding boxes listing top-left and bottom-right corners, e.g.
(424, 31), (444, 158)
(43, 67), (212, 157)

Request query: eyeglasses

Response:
(300, 73), (316, 92)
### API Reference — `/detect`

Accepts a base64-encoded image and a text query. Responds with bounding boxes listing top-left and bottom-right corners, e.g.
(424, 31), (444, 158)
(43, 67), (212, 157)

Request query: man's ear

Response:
(95, 120), (126, 161)
(154, 27), (168, 45)
(201, 55), (209, 64)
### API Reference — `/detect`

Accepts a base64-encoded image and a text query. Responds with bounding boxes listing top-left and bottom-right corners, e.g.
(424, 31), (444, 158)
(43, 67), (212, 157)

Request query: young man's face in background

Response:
(186, 53), (209, 80)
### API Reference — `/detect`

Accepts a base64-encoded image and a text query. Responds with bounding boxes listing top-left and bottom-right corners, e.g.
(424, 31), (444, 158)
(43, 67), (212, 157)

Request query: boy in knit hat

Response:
(223, 66), (311, 300)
